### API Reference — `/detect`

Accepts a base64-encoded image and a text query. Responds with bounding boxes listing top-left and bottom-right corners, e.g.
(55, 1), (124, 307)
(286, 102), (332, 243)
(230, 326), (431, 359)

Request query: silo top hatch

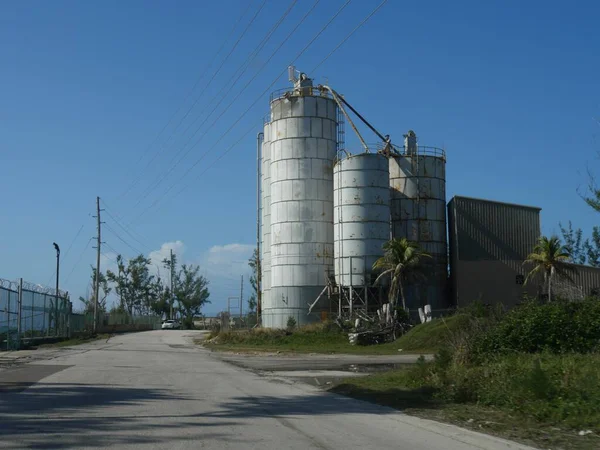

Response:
(270, 67), (333, 103)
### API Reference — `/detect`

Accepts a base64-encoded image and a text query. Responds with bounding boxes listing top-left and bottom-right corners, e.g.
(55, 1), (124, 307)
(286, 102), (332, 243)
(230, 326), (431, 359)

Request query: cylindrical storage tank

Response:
(389, 137), (447, 311)
(265, 87), (337, 328)
(334, 153), (390, 287)
(260, 121), (271, 321)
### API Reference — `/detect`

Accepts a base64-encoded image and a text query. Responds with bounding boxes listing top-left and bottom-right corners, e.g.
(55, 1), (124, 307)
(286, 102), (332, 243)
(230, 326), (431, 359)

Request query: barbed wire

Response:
(0, 278), (68, 297)
(0, 278), (18, 291)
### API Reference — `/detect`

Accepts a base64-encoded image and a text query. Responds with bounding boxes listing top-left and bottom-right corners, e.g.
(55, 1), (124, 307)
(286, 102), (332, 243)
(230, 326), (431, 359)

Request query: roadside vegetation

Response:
(331, 298), (600, 450)
(76, 251), (210, 331)
(33, 333), (112, 348)
(216, 230), (600, 448)
(204, 314), (466, 354)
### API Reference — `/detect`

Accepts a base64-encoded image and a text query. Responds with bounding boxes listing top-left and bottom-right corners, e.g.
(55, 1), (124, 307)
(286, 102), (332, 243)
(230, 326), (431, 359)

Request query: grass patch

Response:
(393, 314), (469, 353)
(205, 323), (377, 354)
(203, 316), (466, 355)
(205, 322), (402, 354)
(330, 353), (600, 450)
(35, 333), (112, 348)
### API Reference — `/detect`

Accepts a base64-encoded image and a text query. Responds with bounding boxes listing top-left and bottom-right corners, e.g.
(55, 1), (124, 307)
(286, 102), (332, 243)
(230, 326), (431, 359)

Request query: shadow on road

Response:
(0, 381), (439, 448)
(0, 383), (238, 449)
(195, 388), (438, 420)
(329, 384), (442, 411)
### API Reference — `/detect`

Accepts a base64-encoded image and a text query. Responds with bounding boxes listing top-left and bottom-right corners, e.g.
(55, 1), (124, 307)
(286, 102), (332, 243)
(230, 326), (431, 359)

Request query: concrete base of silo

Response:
(261, 286), (330, 329)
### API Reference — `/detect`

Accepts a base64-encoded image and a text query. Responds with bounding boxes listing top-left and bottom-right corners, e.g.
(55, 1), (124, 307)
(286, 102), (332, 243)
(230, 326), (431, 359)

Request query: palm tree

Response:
(524, 235), (577, 302)
(372, 238), (431, 311)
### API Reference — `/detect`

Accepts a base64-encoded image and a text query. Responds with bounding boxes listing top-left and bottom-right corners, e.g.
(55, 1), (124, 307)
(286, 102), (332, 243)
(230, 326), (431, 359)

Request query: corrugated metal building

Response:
(447, 196), (541, 307)
(555, 263), (600, 300)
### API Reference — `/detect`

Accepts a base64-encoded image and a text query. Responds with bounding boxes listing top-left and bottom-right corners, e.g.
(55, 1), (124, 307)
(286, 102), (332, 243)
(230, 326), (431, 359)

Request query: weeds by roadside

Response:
(34, 333), (112, 348)
(330, 298), (600, 449)
(202, 318), (466, 354)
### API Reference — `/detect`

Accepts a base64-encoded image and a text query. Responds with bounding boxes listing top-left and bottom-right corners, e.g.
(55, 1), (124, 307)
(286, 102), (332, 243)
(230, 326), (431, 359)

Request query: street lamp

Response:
(53, 242), (60, 335)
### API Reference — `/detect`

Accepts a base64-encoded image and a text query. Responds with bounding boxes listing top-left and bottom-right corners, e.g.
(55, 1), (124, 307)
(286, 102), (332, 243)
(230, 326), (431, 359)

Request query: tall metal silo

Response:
(389, 131), (447, 311)
(260, 121), (271, 323)
(333, 152), (390, 315)
(264, 73), (337, 328)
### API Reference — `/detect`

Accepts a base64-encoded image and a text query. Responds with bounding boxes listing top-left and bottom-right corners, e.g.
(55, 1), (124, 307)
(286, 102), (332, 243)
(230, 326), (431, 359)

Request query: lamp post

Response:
(53, 242), (60, 335)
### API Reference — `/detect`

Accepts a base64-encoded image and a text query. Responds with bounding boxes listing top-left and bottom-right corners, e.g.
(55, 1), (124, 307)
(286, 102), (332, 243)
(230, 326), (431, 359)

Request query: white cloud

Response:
(197, 243), (255, 314)
(148, 240), (185, 278)
(205, 243), (254, 263)
(100, 252), (119, 275)
(200, 243), (254, 278)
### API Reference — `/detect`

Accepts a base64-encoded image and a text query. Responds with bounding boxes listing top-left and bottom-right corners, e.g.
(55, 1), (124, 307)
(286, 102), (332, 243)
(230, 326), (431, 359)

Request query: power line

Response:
(131, 0), (321, 215)
(101, 200), (152, 252)
(103, 243), (129, 263)
(119, 2), (255, 199)
(132, 0), (332, 222)
(100, 199), (150, 243)
(169, 0), (385, 212)
(104, 223), (144, 256)
(103, 242), (120, 256)
(310, 0), (388, 73)
(172, 120), (263, 200)
(127, 0), (267, 206)
(101, 251), (119, 265)
(64, 237), (94, 285)
(130, 0), (297, 211)
(132, 0), (349, 222)
(134, 119), (260, 223)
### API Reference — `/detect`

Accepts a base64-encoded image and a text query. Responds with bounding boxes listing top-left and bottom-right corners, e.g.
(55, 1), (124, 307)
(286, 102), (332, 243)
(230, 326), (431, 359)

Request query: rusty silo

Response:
(389, 131), (447, 310)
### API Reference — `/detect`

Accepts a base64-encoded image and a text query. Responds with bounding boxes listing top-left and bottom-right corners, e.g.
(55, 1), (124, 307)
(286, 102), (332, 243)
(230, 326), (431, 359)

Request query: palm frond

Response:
(524, 235), (579, 289)
(373, 268), (394, 286)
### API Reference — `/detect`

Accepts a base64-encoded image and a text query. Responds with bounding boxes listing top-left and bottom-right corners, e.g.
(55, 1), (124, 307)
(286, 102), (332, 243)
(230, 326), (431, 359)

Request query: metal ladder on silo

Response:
(337, 103), (345, 154)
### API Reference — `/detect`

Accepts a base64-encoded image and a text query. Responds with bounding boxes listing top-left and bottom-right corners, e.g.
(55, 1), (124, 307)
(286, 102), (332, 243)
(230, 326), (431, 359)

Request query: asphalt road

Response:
(0, 331), (535, 450)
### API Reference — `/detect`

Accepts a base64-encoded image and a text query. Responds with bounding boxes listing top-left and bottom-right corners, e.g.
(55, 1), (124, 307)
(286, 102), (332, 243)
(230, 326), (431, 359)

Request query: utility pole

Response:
(93, 196), (102, 334)
(52, 243), (60, 335)
(240, 275), (243, 320)
(169, 249), (174, 319)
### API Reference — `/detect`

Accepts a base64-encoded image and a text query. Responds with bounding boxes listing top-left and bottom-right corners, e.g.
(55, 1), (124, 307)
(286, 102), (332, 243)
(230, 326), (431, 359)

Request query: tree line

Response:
(79, 253), (210, 328)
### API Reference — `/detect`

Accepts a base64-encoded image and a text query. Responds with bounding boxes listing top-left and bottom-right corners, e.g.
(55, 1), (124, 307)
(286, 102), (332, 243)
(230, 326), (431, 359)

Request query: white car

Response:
(161, 320), (180, 330)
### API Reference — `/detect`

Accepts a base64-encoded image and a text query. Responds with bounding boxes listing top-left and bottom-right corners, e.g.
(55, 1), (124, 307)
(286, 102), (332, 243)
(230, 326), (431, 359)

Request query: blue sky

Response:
(1, 0), (599, 314)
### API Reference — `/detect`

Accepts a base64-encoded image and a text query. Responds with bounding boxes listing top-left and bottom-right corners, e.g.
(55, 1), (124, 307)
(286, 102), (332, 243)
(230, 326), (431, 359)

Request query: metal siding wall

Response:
(265, 94), (337, 328)
(447, 199), (459, 307)
(452, 196), (541, 261)
(454, 260), (537, 308)
(448, 196), (542, 307)
(570, 264), (600, 297)
(389, 154), (447, 309)
(333, 153), (390, 286)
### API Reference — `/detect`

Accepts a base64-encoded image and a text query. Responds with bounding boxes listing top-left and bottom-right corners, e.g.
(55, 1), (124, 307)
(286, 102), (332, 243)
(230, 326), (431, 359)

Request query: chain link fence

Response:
(70, 312), (162, 333)
(1, 278), (71, 350)
(1, 278), (163, 350)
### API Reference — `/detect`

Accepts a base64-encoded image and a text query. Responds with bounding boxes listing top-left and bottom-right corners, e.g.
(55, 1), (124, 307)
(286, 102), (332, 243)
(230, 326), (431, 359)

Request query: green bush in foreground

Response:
(393, 299), (600, 431)
(474, 298), (600, 357)
(398, 352), (600, 430)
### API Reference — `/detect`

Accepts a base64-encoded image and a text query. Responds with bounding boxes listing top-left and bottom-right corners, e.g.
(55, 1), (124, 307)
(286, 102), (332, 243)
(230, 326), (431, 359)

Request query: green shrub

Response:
(433, 346), (453, 379)
(474, 354), (600, 429)
(398, 352), (600, 430)
(182, 317), (195, 330)
(286, 316), (297, 330)
(475, 298), (600, 357)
